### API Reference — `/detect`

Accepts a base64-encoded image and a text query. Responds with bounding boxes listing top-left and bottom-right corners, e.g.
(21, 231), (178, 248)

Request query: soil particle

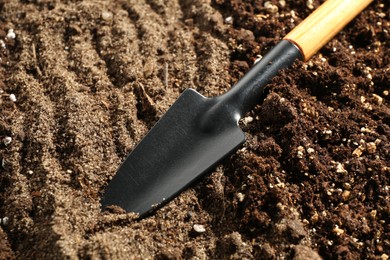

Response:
(0, 0), (388, 259)
(258, 92), (298, 127)
(293, 245), (322, 260)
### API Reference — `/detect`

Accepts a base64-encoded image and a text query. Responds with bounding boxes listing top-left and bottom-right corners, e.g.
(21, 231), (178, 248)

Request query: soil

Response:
(0, 0), (388, 259)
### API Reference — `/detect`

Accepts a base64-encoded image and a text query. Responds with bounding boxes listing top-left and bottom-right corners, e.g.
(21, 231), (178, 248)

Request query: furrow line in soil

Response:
(120, 0), (179, 113)
(62, 13), (146, 163)
(192, 32), (231, 96)
(32, 26), (127, 258)
(6, 71), (67, 258)
(177, 0), (237, 95)
(92, 4), (143, 88)
(84, 4), (151, 156)
(145, 0), (168, 17)
(0, 6), (73, 257)
(2, 4), (125, 257)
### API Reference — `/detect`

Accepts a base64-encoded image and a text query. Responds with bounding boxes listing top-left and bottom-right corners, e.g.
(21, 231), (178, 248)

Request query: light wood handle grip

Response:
(284, 0), (373, 61)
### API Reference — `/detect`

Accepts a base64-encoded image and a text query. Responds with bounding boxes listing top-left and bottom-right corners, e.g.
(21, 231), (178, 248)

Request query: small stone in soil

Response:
(264, 1), (278, 13)
(101, 11), (113, 21)
(1, 217), (9, 226)
(341, 190), (350, 201)
(3, 136), (12, 146)
(193, 224), (206, 233)
(297, 146), (305, 159)
(254, 55), (263, 64)
(236, 192), (245, 202)
(6, 29), (16, 39)
(224, 16), (233, 24)
(366, 142), (377, 154)
(306, 0), (314, 9)
(9, 94), (16, 102)
(242, 116), (253, 124)
(352, 147), (363, 157)
(307, 147), (315, 154)
(336, 163), (348, 174)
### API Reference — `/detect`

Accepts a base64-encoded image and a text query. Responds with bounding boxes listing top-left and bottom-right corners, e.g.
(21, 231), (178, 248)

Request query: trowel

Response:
(101, 0), (373, 217)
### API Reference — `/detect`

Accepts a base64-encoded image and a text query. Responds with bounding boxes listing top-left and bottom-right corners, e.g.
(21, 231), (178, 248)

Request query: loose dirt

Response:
(0, 0), (388, 259)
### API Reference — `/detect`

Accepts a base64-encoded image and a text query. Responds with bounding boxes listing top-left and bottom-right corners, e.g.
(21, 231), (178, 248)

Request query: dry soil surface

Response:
(0, 0), (389, 259)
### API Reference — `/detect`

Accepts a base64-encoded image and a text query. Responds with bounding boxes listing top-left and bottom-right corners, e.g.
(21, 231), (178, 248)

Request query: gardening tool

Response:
(101, 0), (373, 217)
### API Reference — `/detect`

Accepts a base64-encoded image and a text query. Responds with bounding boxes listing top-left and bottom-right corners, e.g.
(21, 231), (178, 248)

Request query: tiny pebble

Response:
(193, 224), (206, 233)
(336, 163), (348, 174)
(2, 217), (9, 226)
(307, 147), (315, 154)
(224, 16), (233, 24)
(237, 192), (245, 202)
(297, 146), (305, 159)
(323, 129), (332, 135)
(306, 0), (314, 9)
(343, 182), (351, 190)
(366, 142), (377, 154)
(372, 94), (383, 105)
(9, 94), (16, 102)
(279, 0), (286, 8)
(311, 212), (319, 223)
(376, 12), (386, 18)
(276, 202), (286, 211)
(333, 225), (345, 235)
(360, 127), (373, 133)
(352, 147), (363, 157)
(264, 1), (278, 13)
(3, 136), (12, 146)
(6, 29), (16, 39)
(242, 116), (253, 124)
(254, 55), (262, 64)
(101, 11), (113, 21)
(341, 190), (350, 201)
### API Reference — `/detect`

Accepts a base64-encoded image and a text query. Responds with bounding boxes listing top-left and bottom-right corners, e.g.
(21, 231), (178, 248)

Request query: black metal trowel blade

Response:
(101, 40), (302, 217)
(101, 88), (245, 216)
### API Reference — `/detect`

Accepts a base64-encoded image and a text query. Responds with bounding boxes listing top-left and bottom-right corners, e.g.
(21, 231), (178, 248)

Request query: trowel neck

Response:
(218, 40), (302, 117)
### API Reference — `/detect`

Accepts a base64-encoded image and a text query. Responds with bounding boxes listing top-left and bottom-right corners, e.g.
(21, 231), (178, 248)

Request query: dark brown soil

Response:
(0, 0), (388, 259)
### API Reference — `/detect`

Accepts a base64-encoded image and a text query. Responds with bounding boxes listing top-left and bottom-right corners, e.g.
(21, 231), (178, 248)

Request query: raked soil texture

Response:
(0, 0), (388, 259)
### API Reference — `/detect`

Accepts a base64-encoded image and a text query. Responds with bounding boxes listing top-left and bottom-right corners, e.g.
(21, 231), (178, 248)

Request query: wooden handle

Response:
(284, 0), (373, 61)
